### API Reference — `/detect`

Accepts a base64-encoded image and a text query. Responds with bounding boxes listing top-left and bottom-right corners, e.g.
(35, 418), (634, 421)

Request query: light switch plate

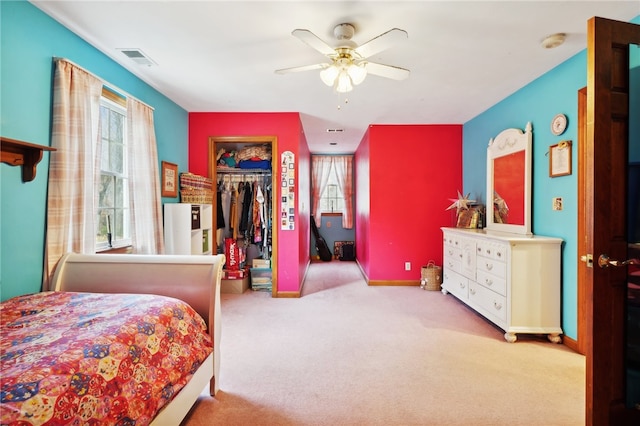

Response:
(553, 197), (563, 211)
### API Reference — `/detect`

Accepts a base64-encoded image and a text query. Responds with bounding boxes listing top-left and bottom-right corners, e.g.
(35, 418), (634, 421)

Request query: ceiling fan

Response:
(275, 23), (410, 93)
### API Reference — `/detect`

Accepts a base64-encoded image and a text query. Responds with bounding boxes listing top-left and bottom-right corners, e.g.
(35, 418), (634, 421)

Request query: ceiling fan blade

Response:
(292, 29), (336, 57)
(275, 63), (328, 74)
(354, 28), (408, 59)
(364, 62), (410, 80)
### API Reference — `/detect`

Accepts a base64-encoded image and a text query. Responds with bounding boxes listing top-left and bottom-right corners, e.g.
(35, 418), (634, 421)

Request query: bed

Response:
(0, 252), (224, 425)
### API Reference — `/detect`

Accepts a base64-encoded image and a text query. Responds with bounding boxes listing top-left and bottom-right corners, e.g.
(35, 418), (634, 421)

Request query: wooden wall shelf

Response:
(1, 136), (55, 182)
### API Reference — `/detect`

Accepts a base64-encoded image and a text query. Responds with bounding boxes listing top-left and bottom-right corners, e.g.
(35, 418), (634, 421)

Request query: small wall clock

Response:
(551, 113), (568, 136)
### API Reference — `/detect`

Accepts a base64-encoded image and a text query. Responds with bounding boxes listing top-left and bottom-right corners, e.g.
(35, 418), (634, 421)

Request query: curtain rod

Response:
(53, 57), (155, 110)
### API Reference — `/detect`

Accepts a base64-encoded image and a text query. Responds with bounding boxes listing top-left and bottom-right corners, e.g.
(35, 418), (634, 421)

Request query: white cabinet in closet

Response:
(441, 227), (563, 343)
(164, 204), (213, 255)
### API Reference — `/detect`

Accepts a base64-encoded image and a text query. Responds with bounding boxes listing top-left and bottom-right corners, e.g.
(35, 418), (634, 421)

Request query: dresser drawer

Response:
(469, 282), (507, 323)
(443, 269), (468, 301)
(476, 240), (508, 262)
(476, 269), (507, 296)
(444, 257), (461, 275)
(476, 256), (506, 279)
(444, 233), (465, 251)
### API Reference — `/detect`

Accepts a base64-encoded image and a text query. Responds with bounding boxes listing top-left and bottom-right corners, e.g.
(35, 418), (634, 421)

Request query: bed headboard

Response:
(51, 253), (225, 332)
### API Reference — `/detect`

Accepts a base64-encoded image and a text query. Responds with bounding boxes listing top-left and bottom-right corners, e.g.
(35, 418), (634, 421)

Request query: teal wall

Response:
(0, 1), (188, 301)
(463, 15), (640, 340)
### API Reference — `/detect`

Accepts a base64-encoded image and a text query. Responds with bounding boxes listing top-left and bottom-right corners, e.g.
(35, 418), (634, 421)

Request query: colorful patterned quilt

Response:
(0, 291), (213, 425)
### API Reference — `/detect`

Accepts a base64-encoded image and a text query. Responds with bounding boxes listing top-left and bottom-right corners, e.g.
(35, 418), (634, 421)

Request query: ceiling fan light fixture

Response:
(348, 63), (367, 85)
(320, 65), (339, 86)
(335, 71), (353, 93)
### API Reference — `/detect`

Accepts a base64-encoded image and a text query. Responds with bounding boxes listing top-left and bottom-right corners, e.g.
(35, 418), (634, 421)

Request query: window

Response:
(96, 91), (131, 250)
(46, 58), (163, 283)
(319, 174), (345, 214)
(311, 155), (354, 229)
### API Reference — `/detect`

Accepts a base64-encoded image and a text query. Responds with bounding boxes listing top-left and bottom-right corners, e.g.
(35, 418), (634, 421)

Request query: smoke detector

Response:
(541, 33), (566, 49)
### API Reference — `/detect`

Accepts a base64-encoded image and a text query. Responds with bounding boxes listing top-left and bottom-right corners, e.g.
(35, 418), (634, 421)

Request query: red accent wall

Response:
(356, 124), (462, 281)
(188, 112), (309, 293)
(355, 128), (371, 276)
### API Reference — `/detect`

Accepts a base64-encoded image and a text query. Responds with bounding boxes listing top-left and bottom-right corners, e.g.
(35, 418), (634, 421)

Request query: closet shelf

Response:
(216, 166), (271, 174)
(1, 136), (56, 182)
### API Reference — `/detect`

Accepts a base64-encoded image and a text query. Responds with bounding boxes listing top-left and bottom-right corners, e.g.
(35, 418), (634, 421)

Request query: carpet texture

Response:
(183, 261), (584, 425)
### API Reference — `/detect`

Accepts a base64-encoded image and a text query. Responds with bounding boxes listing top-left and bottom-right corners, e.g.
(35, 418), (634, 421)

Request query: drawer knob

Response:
(470, 288), (476, 295)
(494, 301), (502, 310)
(486, 263), (493, 271)
(485, 278), (493, 286)
(486, 249), (491, 255)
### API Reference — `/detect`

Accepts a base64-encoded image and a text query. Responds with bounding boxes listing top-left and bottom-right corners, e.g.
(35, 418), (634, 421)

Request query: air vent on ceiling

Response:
(117, 48), (157, 66)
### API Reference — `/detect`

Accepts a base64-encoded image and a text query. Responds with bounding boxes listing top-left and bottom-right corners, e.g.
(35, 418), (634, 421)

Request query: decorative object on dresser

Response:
(445, 190), (483, 229)
(442, 123), (563, 343)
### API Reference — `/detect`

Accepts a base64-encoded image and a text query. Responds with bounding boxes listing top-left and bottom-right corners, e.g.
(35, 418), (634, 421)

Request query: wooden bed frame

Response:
(50, 252), (225, 425)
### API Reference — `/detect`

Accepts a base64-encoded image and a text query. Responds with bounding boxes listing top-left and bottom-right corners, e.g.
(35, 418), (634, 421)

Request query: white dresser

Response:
(441, 227), (563, 343)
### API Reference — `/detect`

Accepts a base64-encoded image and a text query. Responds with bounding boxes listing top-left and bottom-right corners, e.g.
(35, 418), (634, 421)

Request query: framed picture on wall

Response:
(161, 161), (178, 197)
(549, 141), (572, 177)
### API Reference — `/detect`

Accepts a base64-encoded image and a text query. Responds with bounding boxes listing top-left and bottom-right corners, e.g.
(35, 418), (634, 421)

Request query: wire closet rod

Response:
(53, 57), (154, 110)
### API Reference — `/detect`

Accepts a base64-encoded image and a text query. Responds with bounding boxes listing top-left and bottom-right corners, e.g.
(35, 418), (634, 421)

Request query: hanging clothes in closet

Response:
(216, 172), (272, 262)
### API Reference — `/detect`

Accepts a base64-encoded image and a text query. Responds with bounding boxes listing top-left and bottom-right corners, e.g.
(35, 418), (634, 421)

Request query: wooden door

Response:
(584, 16), (640, 425)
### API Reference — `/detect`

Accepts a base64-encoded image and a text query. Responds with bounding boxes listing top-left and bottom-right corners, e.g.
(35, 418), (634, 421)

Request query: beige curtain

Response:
(311, 155), (354, 229)
(311, 156), (333, 228)
(44, 59), (103, 289)
(332, 156), (354, 229)
(127, 98), (164, 254)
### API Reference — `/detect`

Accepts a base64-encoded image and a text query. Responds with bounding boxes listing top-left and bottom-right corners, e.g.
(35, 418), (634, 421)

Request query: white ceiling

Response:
(31, 1), (639, 153)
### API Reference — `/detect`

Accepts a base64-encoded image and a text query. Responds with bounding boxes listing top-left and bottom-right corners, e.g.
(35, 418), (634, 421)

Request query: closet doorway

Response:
(209, 136), (278, 297)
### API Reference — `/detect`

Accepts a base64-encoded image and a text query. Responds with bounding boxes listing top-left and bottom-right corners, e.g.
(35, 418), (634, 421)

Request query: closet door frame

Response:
(208, 136), (278, 297)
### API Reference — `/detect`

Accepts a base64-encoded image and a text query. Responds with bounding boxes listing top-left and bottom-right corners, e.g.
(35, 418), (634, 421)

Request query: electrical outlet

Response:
(405, 262), (411, 271)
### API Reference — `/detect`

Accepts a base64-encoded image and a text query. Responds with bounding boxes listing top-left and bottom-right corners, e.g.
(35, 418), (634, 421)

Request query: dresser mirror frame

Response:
(486, 122), (532, 236)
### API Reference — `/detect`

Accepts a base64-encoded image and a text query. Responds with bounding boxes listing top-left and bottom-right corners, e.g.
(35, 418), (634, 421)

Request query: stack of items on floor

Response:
(221, 238), (249, 294)
(180, 172), (213, 204)
(250, 258), (272, 292)
(220, 239), (272, 294)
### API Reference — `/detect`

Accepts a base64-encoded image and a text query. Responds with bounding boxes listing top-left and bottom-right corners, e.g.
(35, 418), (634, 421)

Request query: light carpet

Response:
(183, 261), (585, 425)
